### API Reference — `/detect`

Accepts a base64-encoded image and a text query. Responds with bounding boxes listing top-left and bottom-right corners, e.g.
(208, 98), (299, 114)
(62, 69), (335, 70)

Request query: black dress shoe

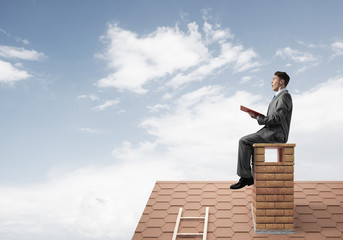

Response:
(230, 177), (254, 189)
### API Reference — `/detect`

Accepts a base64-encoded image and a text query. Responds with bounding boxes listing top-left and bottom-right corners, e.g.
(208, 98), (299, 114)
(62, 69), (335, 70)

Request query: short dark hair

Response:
(274, 71), (290, 86)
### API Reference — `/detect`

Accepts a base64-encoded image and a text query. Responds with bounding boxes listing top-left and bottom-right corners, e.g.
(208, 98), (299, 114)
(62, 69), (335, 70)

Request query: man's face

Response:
(271, 75), (284, 91)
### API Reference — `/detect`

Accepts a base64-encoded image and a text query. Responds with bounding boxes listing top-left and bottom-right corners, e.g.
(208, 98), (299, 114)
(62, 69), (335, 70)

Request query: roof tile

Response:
(200, 198), (217, 206)
(305, 195), (323, 202)
(145, 219), (164, 228)
(231, 206), (249, 214)
(231, 232), (252, 240)
(295, 206), (313, 214)
(154, 195), (172, 202)
(138, 214), (149, 223)
(141, 227), (163, 238)
(332, 188), (343, 195)
(202, 183), (218, 191)
(300, 222), (321, 232)
(184, 202), (202, 210)
(213, 218), (234, 228)
(214, 209), (234, 219)
(201, 191), (218, 198)
(217, 194), (233, 202)
(317, 218), (336, 228)
(164, 214), (177, 223)
(213, 227), (235, 237)
(231, 214), (251, 223)
(327, 205), (343, 214)
(294, 198), (310, 205)
(171, 191), (188, 198)
(312, 209), (332, 219)
(174, 183), (189, 192)
(158, 182), (178, 189)
(151, 202), (170, 210)
(320, 191), (336, 199)
(215, 202), (233, 210)
(232, 222), (251, 232)
(322, 198), (341, 205)
(169, 198), (187, 206)
(303, 232), (326, 240)
(316, 183), (332, 192)
(185, 195), (202, 202)
(300, 183), (318, 188)
(321, 227), (342, 237)
(149, 209), (168, 218)
(231, 198), (249, 206)
(303, 189), (318, 195)
(332, 214), (343, 223)
(308, 203), (327, 210)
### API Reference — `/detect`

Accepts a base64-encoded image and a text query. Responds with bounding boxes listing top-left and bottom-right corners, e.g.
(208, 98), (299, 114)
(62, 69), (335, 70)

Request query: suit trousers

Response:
(237, 128), (284, 178)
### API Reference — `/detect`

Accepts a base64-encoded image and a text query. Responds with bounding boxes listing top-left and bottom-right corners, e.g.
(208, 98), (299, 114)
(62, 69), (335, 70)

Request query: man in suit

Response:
(230, 71), (293, 189)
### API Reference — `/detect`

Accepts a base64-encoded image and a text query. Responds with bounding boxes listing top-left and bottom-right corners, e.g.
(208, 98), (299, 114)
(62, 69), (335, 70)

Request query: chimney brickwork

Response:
(252, 143), (296, 234)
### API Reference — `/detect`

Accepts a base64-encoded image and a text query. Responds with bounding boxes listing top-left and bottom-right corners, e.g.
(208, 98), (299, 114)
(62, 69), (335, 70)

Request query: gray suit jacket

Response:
(257, 90), (293, 143)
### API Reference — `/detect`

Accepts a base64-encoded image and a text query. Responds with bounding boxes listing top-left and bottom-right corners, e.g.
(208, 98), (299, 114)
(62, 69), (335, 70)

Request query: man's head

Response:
(272, 71), (290, 91)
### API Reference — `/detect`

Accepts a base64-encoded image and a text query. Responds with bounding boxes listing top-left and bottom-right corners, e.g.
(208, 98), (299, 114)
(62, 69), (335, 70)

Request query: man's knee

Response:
(239, 135), (253, 146)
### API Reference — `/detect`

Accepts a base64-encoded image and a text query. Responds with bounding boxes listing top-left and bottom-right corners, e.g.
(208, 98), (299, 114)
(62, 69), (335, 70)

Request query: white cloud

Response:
(0, 162), (183, 240)
(275, 47), (319, 73)
(203, 21), (232, 44)
(0, 29), (30, 45)
(289, 76), (343, 180)
(331, 41), (343, 57)
(147, 104), (169, 113)
(0, 45), (45, 61)
(240, 76), (264, 87)
(297, 40), (317, 48)
(140, 85), (264, 177)
(96, 22), (208, 93)
(97, 21), (260, 93)
(79, 128), (103, 134)
(78, 94), (100, 101)
(292, 76), (343, 133)
(168, 43), (260, 89)
(0, 45), (45, 85)
(240, 75), (252, 84)
(0, 59), (31, 84)
(275, 47), (317, 63)
(297, 40), (326, 49)
(91, 99), (119, 111)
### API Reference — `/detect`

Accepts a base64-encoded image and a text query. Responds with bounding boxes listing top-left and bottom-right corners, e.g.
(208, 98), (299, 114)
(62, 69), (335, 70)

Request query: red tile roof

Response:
(132, 181), (343, 240)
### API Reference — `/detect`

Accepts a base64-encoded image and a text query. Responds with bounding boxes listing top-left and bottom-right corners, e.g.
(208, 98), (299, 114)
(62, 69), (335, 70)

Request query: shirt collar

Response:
(275, 88), (287, 96)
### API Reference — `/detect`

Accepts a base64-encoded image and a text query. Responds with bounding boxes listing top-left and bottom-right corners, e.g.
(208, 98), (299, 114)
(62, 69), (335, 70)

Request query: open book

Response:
(240, 105), (265, 117)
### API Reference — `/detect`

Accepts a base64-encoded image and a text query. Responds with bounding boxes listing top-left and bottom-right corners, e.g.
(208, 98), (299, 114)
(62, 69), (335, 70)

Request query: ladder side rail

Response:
(202, 207), (209, 240)
(172, 208), (183, 240)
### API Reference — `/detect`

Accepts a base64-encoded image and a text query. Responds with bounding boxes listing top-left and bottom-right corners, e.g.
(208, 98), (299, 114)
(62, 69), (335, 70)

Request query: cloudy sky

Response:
(1, 0), (343, 239)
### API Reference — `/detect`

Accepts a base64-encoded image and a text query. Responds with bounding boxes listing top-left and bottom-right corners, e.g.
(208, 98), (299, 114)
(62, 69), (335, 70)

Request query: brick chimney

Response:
(251, 143), (296, 234)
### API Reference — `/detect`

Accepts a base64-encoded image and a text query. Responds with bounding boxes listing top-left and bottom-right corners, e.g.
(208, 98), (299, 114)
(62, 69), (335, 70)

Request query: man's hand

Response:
(248, 111), (257, 119)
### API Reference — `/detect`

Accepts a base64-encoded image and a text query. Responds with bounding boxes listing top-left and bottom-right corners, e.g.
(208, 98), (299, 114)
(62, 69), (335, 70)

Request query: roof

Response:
(132, 181), (343, 240)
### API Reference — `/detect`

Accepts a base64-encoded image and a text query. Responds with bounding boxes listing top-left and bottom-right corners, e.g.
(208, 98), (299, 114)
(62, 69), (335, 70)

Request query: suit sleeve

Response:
(257, 93), (292, 126)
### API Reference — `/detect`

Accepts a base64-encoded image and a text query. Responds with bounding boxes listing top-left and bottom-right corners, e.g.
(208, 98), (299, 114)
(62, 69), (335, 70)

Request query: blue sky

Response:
(1, 1), (343, 239)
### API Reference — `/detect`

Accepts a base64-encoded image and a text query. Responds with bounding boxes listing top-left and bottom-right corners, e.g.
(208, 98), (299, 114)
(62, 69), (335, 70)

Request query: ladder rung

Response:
(177, 233), (203, 236)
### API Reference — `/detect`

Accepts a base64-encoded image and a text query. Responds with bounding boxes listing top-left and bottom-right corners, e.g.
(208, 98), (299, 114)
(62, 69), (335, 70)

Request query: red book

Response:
(240, 105), (265, 117)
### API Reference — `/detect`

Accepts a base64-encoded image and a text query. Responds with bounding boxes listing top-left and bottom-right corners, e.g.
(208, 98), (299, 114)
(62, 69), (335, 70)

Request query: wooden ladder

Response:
(172, 207), (209, 240)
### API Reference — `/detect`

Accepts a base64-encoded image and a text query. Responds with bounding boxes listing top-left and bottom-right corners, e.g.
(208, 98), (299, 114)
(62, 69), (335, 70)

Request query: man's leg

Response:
(231, 130), (275, 189)
(237, 134), (255, 178)
(237, 130), (278, 178)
